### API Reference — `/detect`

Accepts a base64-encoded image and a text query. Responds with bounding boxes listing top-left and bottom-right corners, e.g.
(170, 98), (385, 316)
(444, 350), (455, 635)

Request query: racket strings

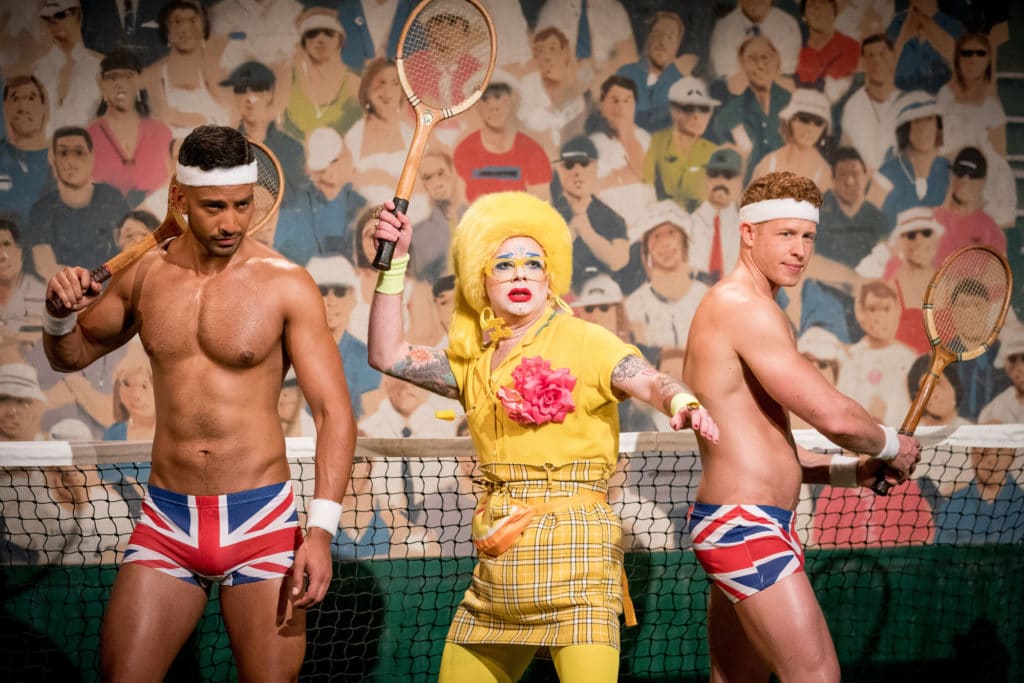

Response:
(400, 0), (493, 111)
(250, 142), (284, 231)
(930, 248), (1010, 354)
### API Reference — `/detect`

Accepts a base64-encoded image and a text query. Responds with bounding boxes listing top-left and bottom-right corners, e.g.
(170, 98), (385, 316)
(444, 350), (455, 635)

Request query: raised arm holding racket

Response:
(371, 0), (497, 271)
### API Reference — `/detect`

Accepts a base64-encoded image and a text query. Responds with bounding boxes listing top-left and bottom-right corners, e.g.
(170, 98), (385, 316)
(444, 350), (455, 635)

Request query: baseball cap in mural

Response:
(306, 255), (358, 289)
(951, 147), (986, 179)
(706, 148), (742, 174)
(574, 273), (623, 307)
(40, 0), (79, 18)
(668, 76), (720, 107)
(557, 136), (598, 164)
(220, 61), (276, 92)
(0, 363), (46, 402)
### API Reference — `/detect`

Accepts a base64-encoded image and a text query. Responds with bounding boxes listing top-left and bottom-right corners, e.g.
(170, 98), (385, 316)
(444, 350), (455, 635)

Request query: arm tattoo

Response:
(611, 355), (687, 414)
(388, 345), (460, 399)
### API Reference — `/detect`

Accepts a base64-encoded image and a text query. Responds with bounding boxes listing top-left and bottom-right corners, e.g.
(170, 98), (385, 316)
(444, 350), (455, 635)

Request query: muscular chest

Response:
(137, 265), (282, 368)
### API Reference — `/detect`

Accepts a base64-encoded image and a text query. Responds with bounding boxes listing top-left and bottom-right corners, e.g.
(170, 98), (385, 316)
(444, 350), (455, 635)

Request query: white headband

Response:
(175, 158), (258, 187)
(738, 198), (819, 224)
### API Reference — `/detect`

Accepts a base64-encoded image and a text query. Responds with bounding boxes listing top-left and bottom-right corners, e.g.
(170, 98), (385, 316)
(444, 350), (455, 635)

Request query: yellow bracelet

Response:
(670, 392), (700, 415)
(374, 254), (410, 295)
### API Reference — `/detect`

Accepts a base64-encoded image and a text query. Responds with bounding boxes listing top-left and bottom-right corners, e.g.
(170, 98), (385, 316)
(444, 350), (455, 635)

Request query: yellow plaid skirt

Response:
(446, 461), (625, 649)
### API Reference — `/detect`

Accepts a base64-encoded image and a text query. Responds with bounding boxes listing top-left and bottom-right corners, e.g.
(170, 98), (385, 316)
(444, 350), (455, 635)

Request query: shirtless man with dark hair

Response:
(683, 171), (921, 682)
(43, 124), (355, 682)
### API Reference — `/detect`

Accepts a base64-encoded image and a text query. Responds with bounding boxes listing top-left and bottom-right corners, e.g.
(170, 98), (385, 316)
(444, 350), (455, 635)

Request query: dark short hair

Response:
(178, 125), (253, 171)
(907, 353), (962, 406)
(950, 277), (989, 304)
(533, 26), (569, 49)
(158, 1), (210, 45)
(0, 212), (20, 242)
(432, 274), (456, 298)
(830, 145), (865, 171)
(52, 126), (93, 152)
(895, 117), (943, 151)
(861, 32), (894, 54)
(600, 74), (638, 101)
(120, 209), (161, 232)
(3, 75), (47, 105)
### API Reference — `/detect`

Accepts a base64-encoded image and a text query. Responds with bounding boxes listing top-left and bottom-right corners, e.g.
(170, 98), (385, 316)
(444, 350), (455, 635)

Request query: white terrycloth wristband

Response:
(43, 309), (77, 336)
(875, 425), (900, 461)
(306, 498), (342, 536)
(829, 454), (860, 488)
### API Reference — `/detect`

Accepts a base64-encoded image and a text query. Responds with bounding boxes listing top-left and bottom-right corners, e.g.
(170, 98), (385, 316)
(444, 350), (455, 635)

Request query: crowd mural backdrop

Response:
(0, 0), (1021, 446)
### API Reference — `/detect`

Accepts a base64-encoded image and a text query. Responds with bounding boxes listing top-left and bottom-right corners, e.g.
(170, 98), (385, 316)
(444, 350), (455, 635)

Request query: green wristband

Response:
(375, 254), (410, 295)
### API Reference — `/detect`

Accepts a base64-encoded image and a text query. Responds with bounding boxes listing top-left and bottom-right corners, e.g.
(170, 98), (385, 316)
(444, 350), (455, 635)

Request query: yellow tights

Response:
(438, 641), (620, 683)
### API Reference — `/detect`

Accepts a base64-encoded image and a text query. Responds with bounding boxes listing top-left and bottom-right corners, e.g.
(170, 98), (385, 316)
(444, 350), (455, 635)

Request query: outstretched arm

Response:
(610, 354), (719, 442)
(367, 201), (459, 399)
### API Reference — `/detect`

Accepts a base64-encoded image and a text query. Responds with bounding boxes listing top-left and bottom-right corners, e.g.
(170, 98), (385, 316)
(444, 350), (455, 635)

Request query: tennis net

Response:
(1, 425), (1022, 682)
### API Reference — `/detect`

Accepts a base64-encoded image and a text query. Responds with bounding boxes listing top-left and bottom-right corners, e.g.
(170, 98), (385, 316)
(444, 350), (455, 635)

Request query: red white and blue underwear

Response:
(123, 481), (303, 589)
(687, 503), (804, 603)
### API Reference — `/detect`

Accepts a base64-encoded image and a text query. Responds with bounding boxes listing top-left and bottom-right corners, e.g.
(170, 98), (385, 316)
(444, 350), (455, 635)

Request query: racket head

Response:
(923, 245), (1012, 362)
(245, 137), (285, 238)
(396, 0), (497, 118)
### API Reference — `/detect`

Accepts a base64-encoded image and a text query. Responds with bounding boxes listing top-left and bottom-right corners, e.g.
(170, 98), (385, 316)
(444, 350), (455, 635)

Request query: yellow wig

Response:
(448, 192), (572, 360)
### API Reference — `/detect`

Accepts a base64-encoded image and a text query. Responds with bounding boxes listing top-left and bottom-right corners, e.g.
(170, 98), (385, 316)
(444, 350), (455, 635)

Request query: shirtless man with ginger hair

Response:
(43, 125), (355, 682)
(683, 171), (921, 682)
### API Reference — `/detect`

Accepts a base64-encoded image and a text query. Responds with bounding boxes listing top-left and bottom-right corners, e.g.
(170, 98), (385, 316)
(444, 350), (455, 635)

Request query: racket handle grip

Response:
(44, 265), (112, 318)
(870, 427), (914, 496)
(372, 197), (409, 272)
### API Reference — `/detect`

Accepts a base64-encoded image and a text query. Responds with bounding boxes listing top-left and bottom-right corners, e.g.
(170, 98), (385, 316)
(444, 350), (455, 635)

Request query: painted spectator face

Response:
(950, 165), (985, 208)
(647, 16), (683, 70)
(319, 281), (356, 334)
(433, 288), (455, 333)
(556, 155), (597, 202)
(116, 217), (153, 251)
(833, 158), (866, 206)
(307, 147), (352, 200)
(861, 40), (895, 85)
(957, 37), (990, 83)
(908, 116), (939, 153)
(803, 0), (836, 33)
(484, 236), (550, 323)
(302, 27), (341, 64)
(1006, 352), (1024, 393)
(670, 102), (713, 138)
(741, 37), (780, 91)
(420, 154), (456, 203)
(119, 367), (154, 421)
(645, 222), (688, 271)
(278, 384), (302, 425)
(43, 6), (82, 47)
(858, 291), (899, 343)
(100, 68), (140, 113)
(0, 395), (42, 441)
(478, 88), (514, 131)
(919, 371), (957, 418)
(970, 447), (1013, 487)
(788, 111), (827, 148)
(600, 84), (636, 134)
(235, 87), (274, 126)
(533, 33), (571, 83)
(740, 0), (773, 23)
(425, 14), (469, 63)
(705, 168), (742, 209)
(53, 134), (94, 190)
(576, 301), (620, 336)
(368, 64), (402, 116)
(949, 289), (993, 348)
(168, 6), (204, 52)
(896, 222), (938, 268)
(0, 229), (23, 283)
(4, 82), (47, 140)
(384, 374), (427, 416)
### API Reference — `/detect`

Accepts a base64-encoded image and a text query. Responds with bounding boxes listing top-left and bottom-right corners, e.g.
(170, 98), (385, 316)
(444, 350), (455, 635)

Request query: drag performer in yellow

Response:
(368, 191), (720, 683)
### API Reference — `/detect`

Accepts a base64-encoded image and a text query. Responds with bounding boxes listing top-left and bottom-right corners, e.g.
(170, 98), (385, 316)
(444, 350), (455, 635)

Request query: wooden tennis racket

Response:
(872, 245), (1012, 495)
(46, 137), (284, 316)
(371, 0), (497, 271)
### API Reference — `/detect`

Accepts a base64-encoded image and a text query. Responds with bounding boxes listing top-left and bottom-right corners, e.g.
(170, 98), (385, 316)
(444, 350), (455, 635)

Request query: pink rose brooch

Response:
(496, 356), (576, 425)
